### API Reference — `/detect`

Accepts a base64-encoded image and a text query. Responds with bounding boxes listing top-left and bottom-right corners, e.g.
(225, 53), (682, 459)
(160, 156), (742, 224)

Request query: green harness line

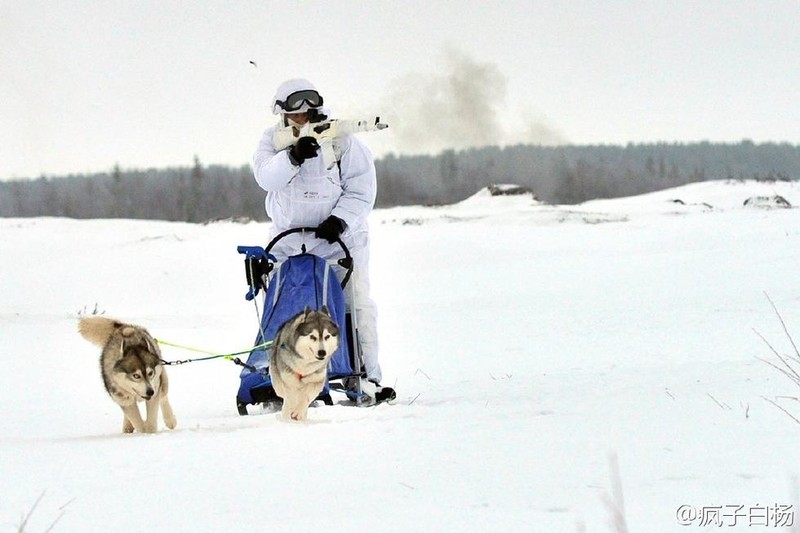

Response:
(155, 338), (273, 369)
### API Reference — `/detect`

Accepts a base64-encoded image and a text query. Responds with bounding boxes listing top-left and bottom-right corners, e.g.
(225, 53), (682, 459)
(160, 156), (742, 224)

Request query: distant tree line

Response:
(1, 140), (798, 221)
(0, 157), (264, 222)
(377, 140), (800, 206)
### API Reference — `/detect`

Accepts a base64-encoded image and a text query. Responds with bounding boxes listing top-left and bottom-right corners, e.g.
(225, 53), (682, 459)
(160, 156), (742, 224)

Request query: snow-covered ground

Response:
(2, 179), (800, 532)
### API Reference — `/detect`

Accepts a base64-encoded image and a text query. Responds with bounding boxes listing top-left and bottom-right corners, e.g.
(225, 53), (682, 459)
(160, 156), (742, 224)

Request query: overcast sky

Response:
(1, 0), (798, 179)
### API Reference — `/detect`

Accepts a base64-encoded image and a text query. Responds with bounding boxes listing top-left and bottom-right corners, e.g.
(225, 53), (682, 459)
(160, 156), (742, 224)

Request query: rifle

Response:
(273, 117), (388, 169)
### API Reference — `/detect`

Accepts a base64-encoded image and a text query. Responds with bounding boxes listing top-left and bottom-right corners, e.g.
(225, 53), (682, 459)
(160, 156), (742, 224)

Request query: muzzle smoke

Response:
(383, 47), (566, 154)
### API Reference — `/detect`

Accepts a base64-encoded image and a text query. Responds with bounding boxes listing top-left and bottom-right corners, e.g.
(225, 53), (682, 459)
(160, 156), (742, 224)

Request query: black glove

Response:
(288, 136), (320, 165)
(315, 215), (345, 243)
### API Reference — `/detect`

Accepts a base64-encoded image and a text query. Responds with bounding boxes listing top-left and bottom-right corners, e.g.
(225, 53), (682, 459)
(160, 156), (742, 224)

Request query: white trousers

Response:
(341, 249), (381, 383)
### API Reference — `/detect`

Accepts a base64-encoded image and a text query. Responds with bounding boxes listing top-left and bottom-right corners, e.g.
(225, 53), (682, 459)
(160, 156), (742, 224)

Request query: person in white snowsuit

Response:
(251, 78), (393, 403)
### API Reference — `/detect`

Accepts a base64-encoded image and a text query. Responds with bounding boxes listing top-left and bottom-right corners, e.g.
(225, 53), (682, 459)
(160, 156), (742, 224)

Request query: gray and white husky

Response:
(270, 307), (340, 421)
(78, 316), (177, 434)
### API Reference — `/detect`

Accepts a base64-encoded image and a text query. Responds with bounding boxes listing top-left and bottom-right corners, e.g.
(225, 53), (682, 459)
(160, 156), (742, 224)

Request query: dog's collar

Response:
(294, 367), (325, 381)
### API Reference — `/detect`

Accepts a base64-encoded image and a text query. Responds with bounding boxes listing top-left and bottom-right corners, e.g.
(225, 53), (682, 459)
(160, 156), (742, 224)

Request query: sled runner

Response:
(235, 227), (367, 415)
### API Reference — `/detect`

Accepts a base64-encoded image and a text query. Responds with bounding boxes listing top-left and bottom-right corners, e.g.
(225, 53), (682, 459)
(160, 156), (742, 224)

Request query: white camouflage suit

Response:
(251, 79), (382, 383)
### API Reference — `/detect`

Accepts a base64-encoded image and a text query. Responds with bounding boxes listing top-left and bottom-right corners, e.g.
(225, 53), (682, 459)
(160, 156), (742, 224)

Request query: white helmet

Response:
(271, 78), (324, 115)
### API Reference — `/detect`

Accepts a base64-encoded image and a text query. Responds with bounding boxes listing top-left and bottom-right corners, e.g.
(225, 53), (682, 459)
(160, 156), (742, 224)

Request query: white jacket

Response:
(252, 123), (377, 263)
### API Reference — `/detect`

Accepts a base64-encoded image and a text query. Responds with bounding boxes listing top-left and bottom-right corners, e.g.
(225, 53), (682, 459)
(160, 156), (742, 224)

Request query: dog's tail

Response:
(78, 316), (126, 347)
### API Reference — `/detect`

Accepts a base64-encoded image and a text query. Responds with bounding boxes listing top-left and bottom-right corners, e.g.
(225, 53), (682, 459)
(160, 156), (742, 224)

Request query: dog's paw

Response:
(284, 408), (307, 421)
(161, 402), (177, 429)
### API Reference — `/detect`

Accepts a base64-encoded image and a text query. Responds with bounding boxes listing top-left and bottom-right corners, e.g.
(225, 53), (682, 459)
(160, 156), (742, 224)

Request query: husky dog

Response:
(270, 307), (339, 421)
(78, 316), (177, 434)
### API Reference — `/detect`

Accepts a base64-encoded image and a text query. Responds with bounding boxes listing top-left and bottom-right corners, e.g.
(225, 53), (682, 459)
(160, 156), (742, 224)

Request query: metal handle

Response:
(264, 227), (353, 288)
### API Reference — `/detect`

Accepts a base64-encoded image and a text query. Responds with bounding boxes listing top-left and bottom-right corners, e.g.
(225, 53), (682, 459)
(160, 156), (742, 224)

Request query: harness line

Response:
(155, 338), (272, 370)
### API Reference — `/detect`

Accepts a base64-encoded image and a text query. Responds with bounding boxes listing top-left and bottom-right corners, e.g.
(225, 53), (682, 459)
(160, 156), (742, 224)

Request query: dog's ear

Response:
(303, 306), (312, 319)
(320, 305), (330, 316)
(144, 334), (160, 356)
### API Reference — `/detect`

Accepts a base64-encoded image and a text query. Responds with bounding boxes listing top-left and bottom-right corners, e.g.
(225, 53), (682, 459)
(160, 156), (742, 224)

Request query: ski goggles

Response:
(275, 89), (324, 112)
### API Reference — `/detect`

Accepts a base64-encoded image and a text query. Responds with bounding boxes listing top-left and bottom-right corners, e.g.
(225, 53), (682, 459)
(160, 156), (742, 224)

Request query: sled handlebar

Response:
(264, 227), (353, 289)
